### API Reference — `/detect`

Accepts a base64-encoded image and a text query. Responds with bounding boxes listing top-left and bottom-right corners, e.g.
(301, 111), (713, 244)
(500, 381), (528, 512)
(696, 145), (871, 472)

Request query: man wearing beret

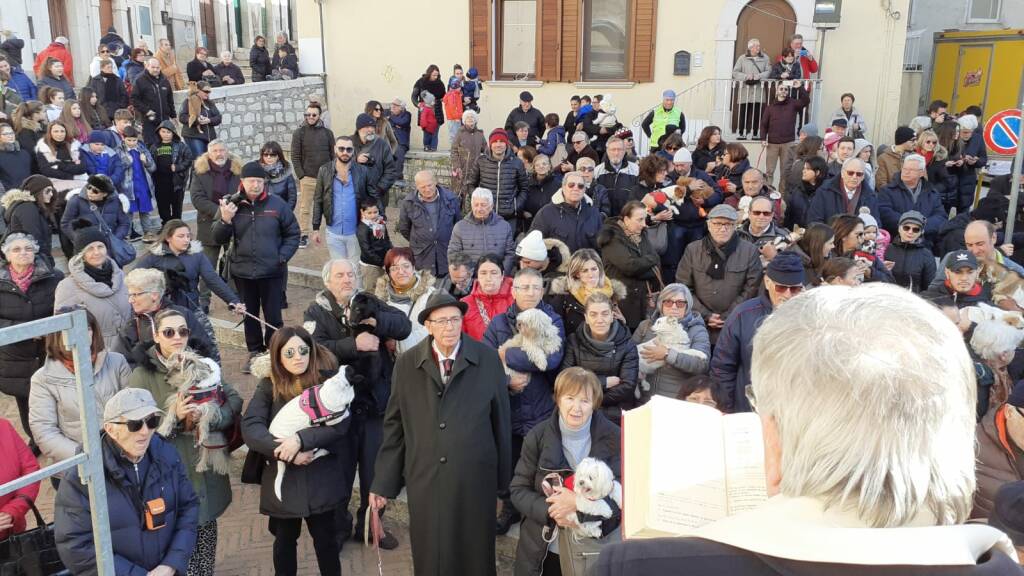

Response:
(504, 91), (545, 141)
(710, 250), (805, 412)
(213, 160), (300, 371)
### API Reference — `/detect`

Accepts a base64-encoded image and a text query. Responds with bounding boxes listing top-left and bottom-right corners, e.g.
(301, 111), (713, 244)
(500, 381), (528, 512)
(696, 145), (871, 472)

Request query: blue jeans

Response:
(423, 130), (438, 151)
(186, 137), (208, 158)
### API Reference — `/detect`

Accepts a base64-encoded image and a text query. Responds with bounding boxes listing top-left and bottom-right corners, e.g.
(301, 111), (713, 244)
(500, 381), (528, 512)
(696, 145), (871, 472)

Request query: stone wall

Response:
(389, 150), (455, 206)
(172, 77), (326, 160)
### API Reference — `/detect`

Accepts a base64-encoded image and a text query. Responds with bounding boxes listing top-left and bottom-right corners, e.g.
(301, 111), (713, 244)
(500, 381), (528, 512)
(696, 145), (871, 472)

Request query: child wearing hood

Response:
(859, 211), (890, 262)
(854, 138), (875, 188)
(80, 129), (126, 187)
(356, 197), (392, 291)
(149, 120), (193, 222)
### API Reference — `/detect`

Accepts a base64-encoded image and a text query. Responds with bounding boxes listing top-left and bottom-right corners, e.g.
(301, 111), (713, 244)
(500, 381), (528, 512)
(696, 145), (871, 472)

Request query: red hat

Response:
(488, 128), (509, 145)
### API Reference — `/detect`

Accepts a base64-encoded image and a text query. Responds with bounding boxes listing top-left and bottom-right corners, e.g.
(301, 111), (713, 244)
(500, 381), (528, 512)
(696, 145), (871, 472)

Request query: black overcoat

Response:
(372, 334), (512, 576)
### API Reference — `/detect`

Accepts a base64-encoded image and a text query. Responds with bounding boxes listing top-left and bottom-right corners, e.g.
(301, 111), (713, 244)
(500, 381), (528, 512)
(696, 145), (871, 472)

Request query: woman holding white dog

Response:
(561, 293), (638, 424)
(127, 308), (242, 576)
(241, 326), (346, 576)
(632, 283), (711, 403)
(510, 367), (621, 576)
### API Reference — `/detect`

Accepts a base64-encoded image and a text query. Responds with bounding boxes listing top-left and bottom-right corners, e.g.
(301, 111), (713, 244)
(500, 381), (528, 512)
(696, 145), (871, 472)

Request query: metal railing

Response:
(630, 78), (824, 157)
(0, 311), (114, 576)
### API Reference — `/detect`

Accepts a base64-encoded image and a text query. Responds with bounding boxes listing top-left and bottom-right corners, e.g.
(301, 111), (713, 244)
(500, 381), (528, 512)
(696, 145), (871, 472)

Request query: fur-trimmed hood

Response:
(548, 275), (627, 300)
(34, 137), (81, 164)
(0, 188), (34, 211)
(250, 352), (272, 379)
(148, 240), (203, 256)
(193, 152), (242, 176)
(374, 269), (437, 303)
(64, 186), (131, 213)
(545, 238), (571, 275)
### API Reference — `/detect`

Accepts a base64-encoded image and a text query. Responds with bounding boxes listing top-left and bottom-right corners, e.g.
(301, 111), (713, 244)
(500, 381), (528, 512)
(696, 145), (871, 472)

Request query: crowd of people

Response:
(1, 27), (1024, 576)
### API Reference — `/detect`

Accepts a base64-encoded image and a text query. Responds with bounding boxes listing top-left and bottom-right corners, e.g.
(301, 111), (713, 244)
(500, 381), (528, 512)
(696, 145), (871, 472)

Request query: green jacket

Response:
(128, 345), (241, 524)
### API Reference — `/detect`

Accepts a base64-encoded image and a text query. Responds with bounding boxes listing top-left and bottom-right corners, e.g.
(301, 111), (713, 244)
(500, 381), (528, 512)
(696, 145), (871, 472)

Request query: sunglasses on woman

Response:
(112, 414), (162, 432)
(283, 345), (311, 359)
(160, 327), (190, 339)
(901, 225), (921, 233)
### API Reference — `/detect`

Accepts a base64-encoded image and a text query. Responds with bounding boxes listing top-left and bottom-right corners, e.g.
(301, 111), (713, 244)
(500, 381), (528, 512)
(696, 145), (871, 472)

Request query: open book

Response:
(622, 395), (767, 539)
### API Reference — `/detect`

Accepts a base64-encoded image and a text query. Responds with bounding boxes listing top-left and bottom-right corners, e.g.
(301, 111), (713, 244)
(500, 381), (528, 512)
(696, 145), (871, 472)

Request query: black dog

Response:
(347, 292), (381, 336)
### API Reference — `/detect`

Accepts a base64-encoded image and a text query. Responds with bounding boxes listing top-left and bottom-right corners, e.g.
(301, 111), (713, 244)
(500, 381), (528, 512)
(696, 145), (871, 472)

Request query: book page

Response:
(645, 398), (728, 534)
(722, 413), (768, 515)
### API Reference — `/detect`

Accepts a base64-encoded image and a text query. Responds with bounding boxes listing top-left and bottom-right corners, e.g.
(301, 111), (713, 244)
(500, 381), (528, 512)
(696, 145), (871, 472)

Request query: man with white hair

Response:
(877, 153), (947, 250)
(448, 187), (516, 274)
(806, 157), (879, 225)
(117, 267), (217, 365)
(398, 170), (461, 278)
(529, 171), (602, 253)
(303, 257), (411, 548)
(597, 283), (1024, 574)
(593, 136), (639, 217)
(212, 51), (244, 85)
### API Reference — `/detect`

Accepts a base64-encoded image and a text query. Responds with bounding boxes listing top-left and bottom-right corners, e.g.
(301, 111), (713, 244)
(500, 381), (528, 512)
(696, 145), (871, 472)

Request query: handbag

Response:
(240, 449), (264, 485)
(557, 527), (620, 576)
(645, 222), (668, 255)
(90, 204), (136, 267)
(647, 266), (665, 313)
(0, 495), (65, 576)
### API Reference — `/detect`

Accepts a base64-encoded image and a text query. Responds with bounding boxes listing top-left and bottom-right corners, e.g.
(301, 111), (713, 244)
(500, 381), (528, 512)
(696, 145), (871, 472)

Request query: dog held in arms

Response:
(497, 308), (561, 381)
(158, 350), (232, 474)
(543, 457), (622, 541)
(266, 367), (356, 500)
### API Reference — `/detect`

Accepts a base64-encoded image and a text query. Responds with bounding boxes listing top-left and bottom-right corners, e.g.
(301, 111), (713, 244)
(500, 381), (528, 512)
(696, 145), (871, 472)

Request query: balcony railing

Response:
(630, 78), (825, 157)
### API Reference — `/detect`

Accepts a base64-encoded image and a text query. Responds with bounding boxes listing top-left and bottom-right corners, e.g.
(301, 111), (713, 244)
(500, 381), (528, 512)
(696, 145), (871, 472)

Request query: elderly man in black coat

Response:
(303, 257), (411, 548)
(371, 292), (511, 576)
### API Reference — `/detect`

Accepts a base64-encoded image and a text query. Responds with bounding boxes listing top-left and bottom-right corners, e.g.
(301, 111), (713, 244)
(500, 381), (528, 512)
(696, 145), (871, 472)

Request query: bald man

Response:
(963, 220), (1024, 312)
(398, 170), (462, 278)
(130, 57), (175, 145)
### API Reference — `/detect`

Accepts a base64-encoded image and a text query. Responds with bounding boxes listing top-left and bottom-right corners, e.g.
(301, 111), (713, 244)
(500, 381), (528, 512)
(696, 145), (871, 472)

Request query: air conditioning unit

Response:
(813, 0), (842, 28)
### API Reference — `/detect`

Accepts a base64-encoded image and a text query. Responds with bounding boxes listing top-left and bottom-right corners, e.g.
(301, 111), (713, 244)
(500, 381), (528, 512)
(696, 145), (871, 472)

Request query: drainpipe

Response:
(315, 0), (330, 113)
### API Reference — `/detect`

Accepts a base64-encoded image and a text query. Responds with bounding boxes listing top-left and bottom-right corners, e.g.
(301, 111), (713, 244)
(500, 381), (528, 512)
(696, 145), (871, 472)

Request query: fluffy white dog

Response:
(568, 457), (622, 540)
(267, 368), (355, 500)
(497, 308), (561, 381)
(637, 315), (706, 375)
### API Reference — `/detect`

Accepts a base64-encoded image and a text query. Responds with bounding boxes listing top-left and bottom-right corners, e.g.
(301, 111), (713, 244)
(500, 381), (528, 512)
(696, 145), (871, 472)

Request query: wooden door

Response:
(100, 0), (114, 33)
(47, 0), (69, 40)
(200, 0), (218, 50)
(733, 0), (796, 64)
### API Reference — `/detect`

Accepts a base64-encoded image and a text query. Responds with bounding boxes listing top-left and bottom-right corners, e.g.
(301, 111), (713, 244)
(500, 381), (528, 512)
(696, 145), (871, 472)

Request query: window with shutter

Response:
(560, 0), (581, 82)
(498, 0), (538, 78)
(629, 0), (657, 83)
(536, 0), (562, 80)
(469, 0), (492, 79)
(583, 0), (630, 81)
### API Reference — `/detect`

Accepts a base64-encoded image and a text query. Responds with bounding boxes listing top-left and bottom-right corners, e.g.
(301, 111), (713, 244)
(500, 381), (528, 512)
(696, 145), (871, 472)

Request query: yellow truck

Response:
(929, 29), (1024, 117)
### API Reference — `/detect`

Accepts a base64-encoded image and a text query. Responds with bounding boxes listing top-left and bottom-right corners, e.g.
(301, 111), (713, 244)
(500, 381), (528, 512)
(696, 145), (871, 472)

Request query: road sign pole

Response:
(1008, 100), (1024, 239)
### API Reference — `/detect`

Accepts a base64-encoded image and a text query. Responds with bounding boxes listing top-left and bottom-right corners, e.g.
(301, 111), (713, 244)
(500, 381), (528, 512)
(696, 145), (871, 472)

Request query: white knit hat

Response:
(516, 230), (548, 261)
(673, 148), (692, 163)
(957, 114), (979, 131)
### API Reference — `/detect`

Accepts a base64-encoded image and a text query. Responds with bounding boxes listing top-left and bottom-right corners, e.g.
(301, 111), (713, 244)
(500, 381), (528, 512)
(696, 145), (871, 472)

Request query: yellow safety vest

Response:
(650, 106), (682, 149)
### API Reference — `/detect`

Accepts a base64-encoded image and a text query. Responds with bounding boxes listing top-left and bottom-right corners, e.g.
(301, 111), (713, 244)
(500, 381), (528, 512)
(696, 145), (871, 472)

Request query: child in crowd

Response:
(40, 86), (65, 122)
(80, 130), (126, 186)
(108, 108), (134, 146)
(356, 197), (392, 291)
(462, 67), (482, 112)
(149, 120), (193, 223)
(121, 125), (161, 242)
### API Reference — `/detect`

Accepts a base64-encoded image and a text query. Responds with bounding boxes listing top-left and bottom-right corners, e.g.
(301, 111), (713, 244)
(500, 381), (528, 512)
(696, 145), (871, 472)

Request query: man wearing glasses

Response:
(371, 292), (511, 576)
(483, 268), (565, 534)
(877, 153), (946, 251)
(88, 43), (113, 78)
(290, 102), (335, 249)
(529, 171), (602, 253)
(807, 157), (879, 225)
(593, 136), (639, 217)
(710, 250), (805, 413)
(311, 135), (371, 288)
(55, 388), (200, 576)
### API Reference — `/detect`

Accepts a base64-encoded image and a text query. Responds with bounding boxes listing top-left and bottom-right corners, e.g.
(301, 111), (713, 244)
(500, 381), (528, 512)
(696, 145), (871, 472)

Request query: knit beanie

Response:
(894, 126), (916, 146)
(71, 219), (109, 255)
(516, 230), (548, 261)
(489, 128), (510, 145)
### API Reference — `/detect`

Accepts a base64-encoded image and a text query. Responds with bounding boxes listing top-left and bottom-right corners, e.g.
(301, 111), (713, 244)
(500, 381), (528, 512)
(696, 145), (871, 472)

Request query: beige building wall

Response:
(298, 0), (907, 150)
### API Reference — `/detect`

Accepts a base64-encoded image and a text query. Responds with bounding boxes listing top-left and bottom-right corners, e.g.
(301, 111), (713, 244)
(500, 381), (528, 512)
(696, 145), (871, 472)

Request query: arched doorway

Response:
(733, 0), (797, 65)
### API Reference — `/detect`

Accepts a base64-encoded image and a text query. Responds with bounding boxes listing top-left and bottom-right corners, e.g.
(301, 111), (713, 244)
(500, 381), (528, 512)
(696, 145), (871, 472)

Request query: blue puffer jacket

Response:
(877, 178), (947, 250)
(59, 187), (131, 240)
(212, 191), (300, 279)
(806, 175), (879, 226)
(7, 66), (37, 101)
(710, 291), (772, 413)
(483, 302), (565, 436)
(80, 133), (127, 190)
(135, 241), (239, 309)
(537, 126), (565, 157)
(55, 434), (199, 576)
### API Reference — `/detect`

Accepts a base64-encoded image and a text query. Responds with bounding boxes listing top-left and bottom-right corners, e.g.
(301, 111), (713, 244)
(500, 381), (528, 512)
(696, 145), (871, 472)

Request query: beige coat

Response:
(157, 49), (185, 91)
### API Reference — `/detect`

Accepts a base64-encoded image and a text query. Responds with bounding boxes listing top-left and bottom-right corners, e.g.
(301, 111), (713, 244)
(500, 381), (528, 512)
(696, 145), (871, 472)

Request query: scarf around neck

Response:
(361, 216), (386, 239)
(618, 219), (642, 245)
(570, 277), (615, 307)
(9, 264), (34, 293)
(84, 260), (114, 287)
(705, 233), (740, 280)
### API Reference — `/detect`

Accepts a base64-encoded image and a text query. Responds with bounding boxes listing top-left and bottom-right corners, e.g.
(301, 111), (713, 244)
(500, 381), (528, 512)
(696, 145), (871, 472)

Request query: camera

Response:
(226, 191), (246, 207)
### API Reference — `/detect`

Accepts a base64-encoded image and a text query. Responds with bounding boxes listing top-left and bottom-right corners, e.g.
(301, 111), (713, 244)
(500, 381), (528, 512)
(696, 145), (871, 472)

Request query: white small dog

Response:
(568, 457), (622, 540)
(497, 308), (561, 382)
(267, 368), (355, 500)
(637, 315), (706, 375)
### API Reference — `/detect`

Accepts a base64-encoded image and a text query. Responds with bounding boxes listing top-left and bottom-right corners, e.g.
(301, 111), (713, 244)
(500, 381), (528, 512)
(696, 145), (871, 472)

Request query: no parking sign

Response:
(984, 109), (1022, 155)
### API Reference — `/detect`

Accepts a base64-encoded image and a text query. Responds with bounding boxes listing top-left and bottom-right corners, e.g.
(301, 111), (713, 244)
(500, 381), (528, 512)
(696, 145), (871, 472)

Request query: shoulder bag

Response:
(0, 495), (65, 576)
(90, 204), (136, 267)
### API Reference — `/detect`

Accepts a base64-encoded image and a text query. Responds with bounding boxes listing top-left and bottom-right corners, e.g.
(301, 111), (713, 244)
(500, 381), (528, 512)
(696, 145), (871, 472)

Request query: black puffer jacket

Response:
(130, 71), (175, 125)
(303, 290), (412, 415)
(289, 121), (335, 180)
(0, 258), (62, 397)
(464, 148), (529, 219)
(523, 173), (561, 219)
(510, 409), (621, 576)
(561, 320), (639, 423)
(887, 238), (937, 293)
(212, 191), (300, 279)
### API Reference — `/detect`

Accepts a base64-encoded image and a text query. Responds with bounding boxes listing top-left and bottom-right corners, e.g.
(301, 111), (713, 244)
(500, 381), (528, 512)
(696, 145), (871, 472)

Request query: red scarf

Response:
(9, 265), (33, 293)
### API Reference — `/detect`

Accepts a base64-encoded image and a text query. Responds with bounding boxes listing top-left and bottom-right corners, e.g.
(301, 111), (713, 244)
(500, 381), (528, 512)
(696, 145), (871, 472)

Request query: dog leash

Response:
(232, 307), (280, 334)
(363, 505), (384, 576)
